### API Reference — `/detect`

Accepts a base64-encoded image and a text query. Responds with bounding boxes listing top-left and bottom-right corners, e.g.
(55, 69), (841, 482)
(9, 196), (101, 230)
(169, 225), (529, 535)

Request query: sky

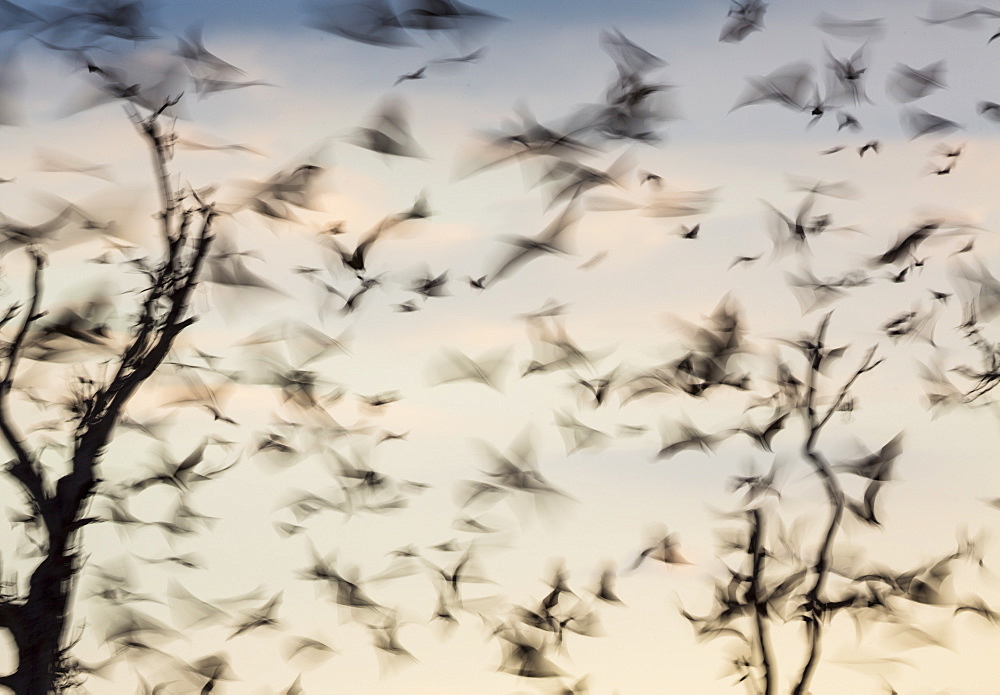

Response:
(1, 0), (1000, 693)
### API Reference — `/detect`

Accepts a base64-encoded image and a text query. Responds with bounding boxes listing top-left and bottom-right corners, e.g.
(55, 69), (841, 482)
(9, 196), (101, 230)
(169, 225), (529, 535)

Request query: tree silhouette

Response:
(0, 98), (214, 692)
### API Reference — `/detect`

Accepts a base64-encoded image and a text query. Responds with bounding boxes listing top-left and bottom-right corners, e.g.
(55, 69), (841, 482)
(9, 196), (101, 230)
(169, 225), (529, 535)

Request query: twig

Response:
(815, 346), (881, 431)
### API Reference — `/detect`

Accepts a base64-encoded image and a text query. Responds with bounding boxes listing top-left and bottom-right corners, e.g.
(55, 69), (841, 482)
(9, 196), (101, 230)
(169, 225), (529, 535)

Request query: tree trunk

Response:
(6, 545), (75, 695)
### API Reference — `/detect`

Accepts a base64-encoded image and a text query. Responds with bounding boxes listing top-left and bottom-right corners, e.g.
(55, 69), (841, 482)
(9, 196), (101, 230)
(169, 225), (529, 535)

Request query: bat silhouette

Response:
(719, 0), (767, 43)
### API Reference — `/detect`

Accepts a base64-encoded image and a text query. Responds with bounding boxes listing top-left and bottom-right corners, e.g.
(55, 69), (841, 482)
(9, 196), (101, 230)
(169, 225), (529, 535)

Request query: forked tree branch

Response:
(55, 104), (215, 529)
(815, 346), (881, 432)
(65, 211), (214, 526)
(95, 210), (214, 427)
(791, 322), (882, 695)
(790, 445), (841, 695)
(78, 107), (215, 437)
(802, 312), (832, 427)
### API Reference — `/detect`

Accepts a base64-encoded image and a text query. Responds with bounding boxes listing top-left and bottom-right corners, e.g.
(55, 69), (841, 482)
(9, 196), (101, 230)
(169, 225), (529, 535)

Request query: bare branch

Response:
(791, 317), (883, 695)
(0, 249), (47, 508)
(748, 508), (775, 695)
(790, 445), (843, 695)
(101, 209), (215, 421)
(802, 312), (833, 427)
(815, 346), (881, 431)
(79, 113), (216, 446)
(67, 210), (214, 521)
(124, 101), (181, 244)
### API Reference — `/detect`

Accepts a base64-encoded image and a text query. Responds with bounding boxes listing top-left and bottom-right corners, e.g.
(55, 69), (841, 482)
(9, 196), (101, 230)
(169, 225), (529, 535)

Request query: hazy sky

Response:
(2, 1), (1000, 694)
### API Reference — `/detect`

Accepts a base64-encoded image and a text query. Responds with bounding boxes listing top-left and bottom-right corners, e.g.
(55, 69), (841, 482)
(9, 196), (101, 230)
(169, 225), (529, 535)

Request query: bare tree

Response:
(665, 299), (1000, 694)
(0, 96), (214, 694)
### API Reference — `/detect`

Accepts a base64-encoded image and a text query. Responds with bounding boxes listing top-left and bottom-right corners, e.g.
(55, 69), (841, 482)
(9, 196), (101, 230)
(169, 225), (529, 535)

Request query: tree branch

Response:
(108, 110), (188, 386)
(79, 112), (216, 443)
(66, 209), (214, 521)
(790, 445), (842, 695)
(801, 312), (832, 426)
(791, 315), (874, 695)
(100, 208), (215, 424)
(55, 108), (215, 529)
(815, 346), (881, 432)
(748, 508), (775, 695)
(124, 101), (179, 244)
(791, 358), (883, 695)
(0, 249), (47, 510)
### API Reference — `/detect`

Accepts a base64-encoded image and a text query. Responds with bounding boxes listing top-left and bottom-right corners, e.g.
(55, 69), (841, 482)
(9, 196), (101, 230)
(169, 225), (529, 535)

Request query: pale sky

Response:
(1, 1), (1000, 694)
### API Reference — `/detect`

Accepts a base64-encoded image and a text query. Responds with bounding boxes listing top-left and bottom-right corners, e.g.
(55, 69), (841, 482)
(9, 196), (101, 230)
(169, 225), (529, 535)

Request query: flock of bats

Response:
(0, 0), (999, 693)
